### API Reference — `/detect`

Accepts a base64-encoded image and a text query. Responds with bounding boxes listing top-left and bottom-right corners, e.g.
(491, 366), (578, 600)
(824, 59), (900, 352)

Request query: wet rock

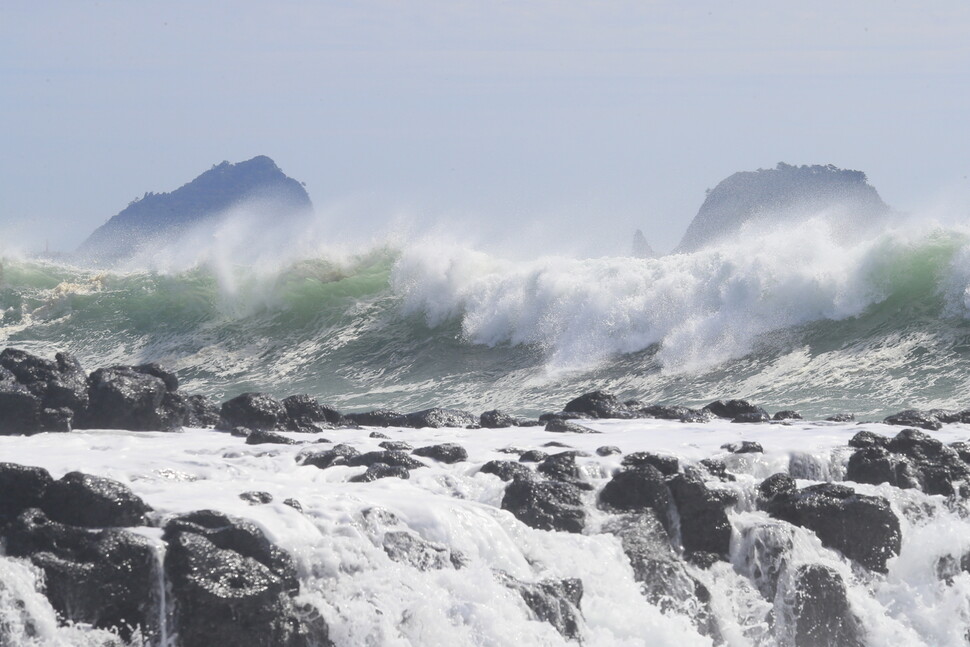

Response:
(480, 409), (519, 428)
(758, 473), (797, 503)
(164, 531), (325, 647)
(846, 446), (920, 490)
(500, 574), (584, 641)
(0, 382), (42, 435)
(38, 406), (72, 433)
(283, 498), (303, 512)
(369, 431), (390, 439)
(703, 399), (766, 420)
(299, 443), (360, 469)
(81, 366), (190, 431)
(0, 462), (54, 522)
(950, 441), (970, 463)
(346, 450), (426, 470)
(343, 408), (408, 427)
(480, 460), (534, 482)
(773, 410), (802, 421)
(596, 445), (622, 456)
(539, 411), (589, 423)
(791, 564), (864, 647)
(848, 430), (889, 449)
(766, 483), (901, 572)
(884, 409), (943, 431)
(404, 407), (476, 428)
(537, 451), (590, 488)
(378, 440), (412, 451)
(825, 413), (855, 422)
(700, 458), (736, 482)
(732, 411), (771, 423)
(598, 465), (671, 529)
(246, 429), (300, 445)
(621, 452), (679, 475)
(722, 441), (764, 454)
(382, 530), (457, 570)
(4, 509), (160, 643)
(350, 463), (411, 482)
(219, 392), (288, 431)
(0, 349), (89, 413)
(185, 394), (222, 427)
(544, 418), (598, 434)
(502, 479), (586, 533)
(638, 404), (711, 423)
(543, 441), (574, 448)
(667, 471), (736, 560)
(164, 510), (299, 594)
(42, 471), (151, 528)
(240, 491), (274, 505)
(564, 391), (634, 419)
(847, 428), (970, 496)
(282, 394), (341, 429)
(928, 408), (963, 424)
(519, 449), (548, 463)
(412, 443), (468, 464)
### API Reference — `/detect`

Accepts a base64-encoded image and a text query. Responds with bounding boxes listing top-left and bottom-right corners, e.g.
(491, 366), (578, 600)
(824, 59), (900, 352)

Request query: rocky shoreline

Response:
(4, 348), (970, 645)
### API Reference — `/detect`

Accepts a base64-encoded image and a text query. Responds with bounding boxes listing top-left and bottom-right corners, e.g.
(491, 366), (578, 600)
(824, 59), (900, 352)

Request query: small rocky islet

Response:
(3, 347), (970, 645)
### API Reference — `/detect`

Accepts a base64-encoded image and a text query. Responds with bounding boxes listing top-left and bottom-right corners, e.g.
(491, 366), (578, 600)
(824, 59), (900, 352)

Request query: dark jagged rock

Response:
(848, 430), (889, 449)
(404, 407), (477, 429)
(826, 413), (855, 422)
(621, 452), (679, 475)
(299, 444), (360, 469)
(0, 462), (54, 522)
(240, 491), (274, 505)
(0, 382), (42, 434)
(164, 510), (299, 594)
(598, 465), (671, 529)
(498, 573), (584, 641)
(164, 531), (325, 647)
(5, 509), (160, 642)
(732, 411), (771, 423)
(605, 513), (719, 639)
(544, 418), (598, 434)
(537, 451), (590, 488)
(563, 391), (634, 419)
(350, 463), (411, 483)
(379, 440), (413, 451)
(846, 428), (970, 496)
(539, 411), (590, 423)
(42, 471), (151, 528)
(78, 156), (313, 264)
(412, 443), (468, 464)
(950, 441), (970, 463)
(502, 479), (586, 533)
(700, 458), (736, 482)
(369, 431), (390, 439)
(130, 363), (178, 392)
(480, 409), (518, 428)
(283, 498), (303, 512)
(758, 473), (797, 503)
(480, 460), (534, 482)
(596, 445), (622, 456)
(0, 349), (89, 414)
(638, 404), (711, 423)
(846, 446), (920, 491)
(382, 531), (456, 570)
(282, 394), (340, 430)
(884, 409), (943, 431)
(667, 471), (736, 560)
(246, 429), (300, 445)
(343, 408), (408, 427)
(346, 450), (426, 470)
(675, 163), (889, 253)
(928, 408), (963, 424)
(791, 564), (864, 647)
(518, 449), (548, 463)
(219, 392), (288, 431)
(773, 410), (802, 421)
(186, 394), (221, 427)
(38, 406), (72, 433)
(766, 483), (901, 572)
(703, 399), (766, 420)
(722, 441), (764, 454)
(81, 366), (189, 431)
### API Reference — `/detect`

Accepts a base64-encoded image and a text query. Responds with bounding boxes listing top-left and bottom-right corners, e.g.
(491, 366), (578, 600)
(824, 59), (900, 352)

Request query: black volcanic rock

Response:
(792, 564), (864, 647)
(480, 409), (519, 428)
(42, 471), (151, 528)
(77, 156), (312, 264)
(81, 366), (185, 431)
(480, 460), (534, 482)
(498, 572), (584, 641)
(676, 163), (889, 252)
(219, 392), (288, 431)
(563, 391), (634, 419)
(404, 407), (477, 429)
(412, 443), (468, 464)
(282, 394), (341, 430)
(0, 462), (54, 521)
(703, 399), (766, 420)
(846, 428), (970, 496)
(599, 465), (672, 528)
(883, 409), (943, 431)
(501, 479), (586, 533)
(667, 471), (736, 561)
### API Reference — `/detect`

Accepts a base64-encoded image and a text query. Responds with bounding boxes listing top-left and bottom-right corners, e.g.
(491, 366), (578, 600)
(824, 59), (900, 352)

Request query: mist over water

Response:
(3, 200), (970, 418)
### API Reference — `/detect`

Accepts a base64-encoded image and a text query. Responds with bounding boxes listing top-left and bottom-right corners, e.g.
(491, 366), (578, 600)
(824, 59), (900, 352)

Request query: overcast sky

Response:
(1, 0), (968, 255)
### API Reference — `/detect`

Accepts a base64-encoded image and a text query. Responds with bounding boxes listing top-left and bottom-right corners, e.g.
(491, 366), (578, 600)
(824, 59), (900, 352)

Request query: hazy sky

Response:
(2, 1), (969, 254)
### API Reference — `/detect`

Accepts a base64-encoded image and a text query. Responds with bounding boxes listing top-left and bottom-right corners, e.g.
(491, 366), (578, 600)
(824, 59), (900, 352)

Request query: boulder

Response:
(595, 445), (622, 457)
(379, 440), (413, 451)
(480, 409), (518, 428)
(544, 419), (598, 434)
(598, 465), (671, 529)
(518, 449), (548, 463)
(722, 441), (764, 454)
(81, 366), (186, 431)
(342, 408), (408, 427)
(0, 462), (54, 522)
(412, 443), (468, 464)
(4, 509), (160, 643)
(349, 464), (411, 483)
(42, 471), (151, 528)
(480, 460), (534, 482)
(621, 452), (679, 475)
(246, 429), (300, 445)
(758, 473), (797, 503)
(382, 530), (459, 570)
(404, 407), (477, 429)
(667, 471), (736, 561)
(299, 444), (360, 469)
(848, 430), (888, 449)
(638, 404), (711, 423)
(766, 483), (900, 572)
(772, 410), (802, 421)
(732, 411), (771, 423)
(185, 394), (221, 427)
(345, 450), (426, 470)
(883, 409), (942, 431)
(700, 458), (736, 482)
(791, 564), (864, 647)
(0, 382), (42, 435)
(703, 399), (766, 420)
(219, 392), (288, 431)
(240, 491), (274, 505)
(282, 394), (341, 429)
(563, 391), (634, 419)
(501, 479), (586, 533)
(498, 573), (584, 641)
(0, 349), (89, 413)
(825, 413), (855, 422)
(846, 428), (970, 496)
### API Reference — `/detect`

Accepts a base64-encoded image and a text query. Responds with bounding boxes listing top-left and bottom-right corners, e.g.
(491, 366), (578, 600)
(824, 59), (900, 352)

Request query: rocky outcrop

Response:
(497, 572), (584, 641)
(42, 471), (151, 528)
(846, 428), (970, 496)
(791, 564), (864, 647)
(563, 391), (635, 419)
(412, 443), (468, 464)
(667, 471), (736, 563)
(501, 479), (586, 533)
